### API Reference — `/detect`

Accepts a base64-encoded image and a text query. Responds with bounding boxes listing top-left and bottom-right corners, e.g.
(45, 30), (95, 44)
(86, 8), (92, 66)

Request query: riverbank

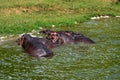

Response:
(0, 0), (120, 34)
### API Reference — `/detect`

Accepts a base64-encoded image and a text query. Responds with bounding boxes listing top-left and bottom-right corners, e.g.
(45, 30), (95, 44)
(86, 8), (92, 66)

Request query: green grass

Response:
(0, 0), (120, 34)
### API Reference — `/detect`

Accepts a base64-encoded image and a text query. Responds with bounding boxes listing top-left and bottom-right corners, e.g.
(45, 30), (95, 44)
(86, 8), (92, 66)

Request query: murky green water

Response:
(0, 18), (120, 80)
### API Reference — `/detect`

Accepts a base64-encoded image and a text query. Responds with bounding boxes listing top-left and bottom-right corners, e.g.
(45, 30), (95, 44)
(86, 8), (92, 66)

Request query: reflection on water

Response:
(0, 18), (120, 80)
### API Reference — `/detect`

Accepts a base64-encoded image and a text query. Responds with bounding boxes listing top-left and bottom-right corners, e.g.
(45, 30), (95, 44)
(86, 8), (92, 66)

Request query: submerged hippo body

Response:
(17, 34), (53, 58)
(63, 31), (95, 44)
(57, 30), (95, 44)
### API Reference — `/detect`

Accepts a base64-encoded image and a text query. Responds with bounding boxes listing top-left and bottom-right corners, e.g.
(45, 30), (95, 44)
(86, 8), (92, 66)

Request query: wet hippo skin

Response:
(40, 30), (95, 44)
(16, 34), (53, 58)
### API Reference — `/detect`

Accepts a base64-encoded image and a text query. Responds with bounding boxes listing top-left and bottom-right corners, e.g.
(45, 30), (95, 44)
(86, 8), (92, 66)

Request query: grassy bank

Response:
(0, 0), (120, 34)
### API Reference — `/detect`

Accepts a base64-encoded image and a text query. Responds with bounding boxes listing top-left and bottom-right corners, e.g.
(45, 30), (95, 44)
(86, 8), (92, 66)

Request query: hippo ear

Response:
(46, 29), (51, 34)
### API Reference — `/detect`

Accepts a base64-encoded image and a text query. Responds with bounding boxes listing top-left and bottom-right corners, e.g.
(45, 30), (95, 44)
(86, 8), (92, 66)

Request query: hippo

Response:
(16, 34), (53, 58)
(40, 29), (95, 44)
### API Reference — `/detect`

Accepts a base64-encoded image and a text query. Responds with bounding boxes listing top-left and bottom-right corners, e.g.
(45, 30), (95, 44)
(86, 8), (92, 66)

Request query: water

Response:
(0, 18), (120, 80)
